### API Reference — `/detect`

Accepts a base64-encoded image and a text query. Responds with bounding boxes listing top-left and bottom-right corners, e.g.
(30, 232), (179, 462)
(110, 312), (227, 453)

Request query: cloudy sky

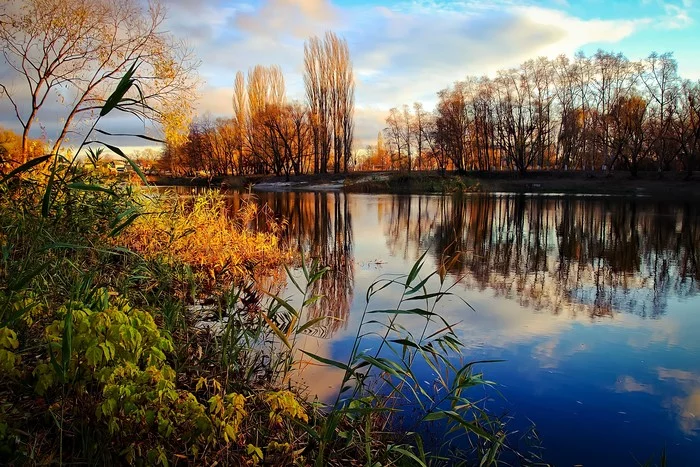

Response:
(172, 0), (700, 148)
(2, 0), (700, 151)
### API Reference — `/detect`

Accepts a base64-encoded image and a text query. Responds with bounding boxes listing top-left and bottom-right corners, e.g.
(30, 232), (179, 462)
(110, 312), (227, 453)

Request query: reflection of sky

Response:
(271, 193), (700, 466)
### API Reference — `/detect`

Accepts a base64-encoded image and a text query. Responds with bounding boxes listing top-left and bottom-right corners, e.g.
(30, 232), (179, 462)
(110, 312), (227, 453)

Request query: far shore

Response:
(146, 170), (700, 200)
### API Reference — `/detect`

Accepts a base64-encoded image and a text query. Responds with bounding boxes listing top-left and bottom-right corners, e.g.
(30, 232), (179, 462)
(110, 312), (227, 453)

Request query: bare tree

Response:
(640, 52), (680, 171)
(413, 102), (427, 170)
(304, 32), (354, 174)
(0, 0), (198, 162)
(232, 71), (248, 174)
(673, 80), (700, 178)
(493, 67), (538, 174)
(243, 65), (286, 173)
(384, 107), (404, 170)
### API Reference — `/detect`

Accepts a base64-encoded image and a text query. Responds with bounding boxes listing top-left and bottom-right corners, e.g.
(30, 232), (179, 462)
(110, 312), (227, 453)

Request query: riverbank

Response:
(0, 169), (511, 465)
(148, 170), (700, 199)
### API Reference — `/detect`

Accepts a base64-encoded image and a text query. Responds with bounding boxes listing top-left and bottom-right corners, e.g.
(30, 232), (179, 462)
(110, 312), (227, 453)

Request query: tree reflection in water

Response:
(226, 191), (355, 339)
(213, 189), (700, 461)
(380, 194), (699, 319)
(220, 189), (699, 337)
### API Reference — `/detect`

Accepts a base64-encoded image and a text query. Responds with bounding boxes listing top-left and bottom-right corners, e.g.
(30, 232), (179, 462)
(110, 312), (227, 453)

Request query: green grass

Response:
(344, 172), (482, 194)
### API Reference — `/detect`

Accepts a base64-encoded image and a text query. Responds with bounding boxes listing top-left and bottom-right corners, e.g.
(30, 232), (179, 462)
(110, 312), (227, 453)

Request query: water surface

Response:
(207, 189), (700, 465)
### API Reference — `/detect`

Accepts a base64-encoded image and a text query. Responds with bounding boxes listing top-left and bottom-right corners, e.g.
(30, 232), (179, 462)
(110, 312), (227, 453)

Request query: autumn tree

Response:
(435, 82), (470, 171)
(304, 32), (354, 174)
(243, 65), (286, 174)
(232, 71), (247, 174)
(609, 94), (651, 176)
(0, 126), (45, 172)
(384, 107), (405, 170)
(413, 102), (428, 170)
(0, 0), (198, 162)
(471, 78), (496, 170)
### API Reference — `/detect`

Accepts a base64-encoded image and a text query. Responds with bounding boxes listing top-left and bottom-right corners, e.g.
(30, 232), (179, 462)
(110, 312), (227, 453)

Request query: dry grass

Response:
(118, 191), (292, 288)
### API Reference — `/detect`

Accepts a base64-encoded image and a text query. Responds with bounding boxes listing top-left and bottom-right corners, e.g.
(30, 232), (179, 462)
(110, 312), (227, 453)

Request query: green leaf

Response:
(0, 154), (51, 184)
(109, 213), (141, 237)
(284, 265), (304, 293)
(309, 266), (330, 285)
(389, 338), (421, 350)
(62, 308), (74, 372)
(149, 346), (166, 361)
(262, 291), (298, 318)
(387, 445), (427, 467)
(296, 316), (327, 334)
(406, 250), (428, 287)
(94, 129), (163, 143)
(8, 261), (50, 291)
(41, 167), (56, 218)
(67, 182), (117, 196)
(405, 292), (451, 301)
(357, 354), (403, 377)
(367, 308), (436, 317)
(300, 350), (353, 373)
(100, 62), (138, 117)
(405, 272), (435, 295)
(85, 346), (103, 367)
(300, 249), (309, 282)
(291, 418), (320, 440)
(480, 432), (506, 467)
(421, 411), (447, 422)
(365, 279), (398, 302)
(302, 294), (323, 307)
(259, 313), (291, 349)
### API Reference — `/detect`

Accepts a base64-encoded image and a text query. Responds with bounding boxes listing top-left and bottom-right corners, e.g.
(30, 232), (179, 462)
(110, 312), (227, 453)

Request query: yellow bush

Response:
(118, 192), (291, 286)
(264, 389), (309, 425)
(0, 327), (19, 376)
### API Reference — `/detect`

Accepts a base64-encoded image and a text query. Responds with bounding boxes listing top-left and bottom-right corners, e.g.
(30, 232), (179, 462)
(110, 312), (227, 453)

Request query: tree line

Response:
(374, 51), (700, 176)
(161, 32), (355, 177)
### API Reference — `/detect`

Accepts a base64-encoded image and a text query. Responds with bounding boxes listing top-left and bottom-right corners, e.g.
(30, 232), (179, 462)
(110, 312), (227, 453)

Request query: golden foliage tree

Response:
(304, 32), (354, 174)
(0, 0), (198, 162)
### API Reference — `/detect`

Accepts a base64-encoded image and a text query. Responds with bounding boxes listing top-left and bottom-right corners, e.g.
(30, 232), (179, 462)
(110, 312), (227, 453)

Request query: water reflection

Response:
(242, 191), (354, 338)
(160, 186), (355, 338)
(173, 187), (700, 463)
(381, 194), (700, 319)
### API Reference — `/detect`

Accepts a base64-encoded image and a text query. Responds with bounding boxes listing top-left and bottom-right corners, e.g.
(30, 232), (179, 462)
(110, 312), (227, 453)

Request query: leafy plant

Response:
(296, 252), (509, 466)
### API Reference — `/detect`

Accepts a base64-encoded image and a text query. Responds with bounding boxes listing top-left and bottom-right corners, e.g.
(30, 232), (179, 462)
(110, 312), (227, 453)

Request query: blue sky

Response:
(2, 0), (699, 151)
(164, 0), (700, 147)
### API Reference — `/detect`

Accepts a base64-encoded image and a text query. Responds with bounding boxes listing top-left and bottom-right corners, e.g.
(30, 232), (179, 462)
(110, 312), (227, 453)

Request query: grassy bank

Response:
(0, 71), (522, 466)
(1, 163), (520, 465)
(344, 172), (482, 194)
(149, 170), (700, 199)
(345, 170), (700, 197)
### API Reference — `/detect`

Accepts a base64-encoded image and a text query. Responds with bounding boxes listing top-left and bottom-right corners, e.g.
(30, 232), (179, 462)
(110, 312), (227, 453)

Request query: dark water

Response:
(186, 188), (700, 465)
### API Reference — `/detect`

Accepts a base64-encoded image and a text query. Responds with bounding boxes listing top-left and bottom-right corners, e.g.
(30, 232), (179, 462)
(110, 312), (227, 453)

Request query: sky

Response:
(2, 0), (700, 153)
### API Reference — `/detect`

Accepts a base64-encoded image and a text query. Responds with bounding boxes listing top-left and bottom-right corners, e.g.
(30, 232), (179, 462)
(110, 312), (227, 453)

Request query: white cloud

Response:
(234, 0), (338, 39)
(2, 0), (692, 150)
(659, 2), (694, 28)
(180, 0), (651, 147)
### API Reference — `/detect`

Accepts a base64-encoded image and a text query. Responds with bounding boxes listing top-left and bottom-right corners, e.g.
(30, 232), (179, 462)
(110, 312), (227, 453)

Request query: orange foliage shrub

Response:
(118, 191), (291, 286)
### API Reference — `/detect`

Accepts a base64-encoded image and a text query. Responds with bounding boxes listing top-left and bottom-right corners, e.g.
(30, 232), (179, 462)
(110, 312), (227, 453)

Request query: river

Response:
(182, 188), (700, 465)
